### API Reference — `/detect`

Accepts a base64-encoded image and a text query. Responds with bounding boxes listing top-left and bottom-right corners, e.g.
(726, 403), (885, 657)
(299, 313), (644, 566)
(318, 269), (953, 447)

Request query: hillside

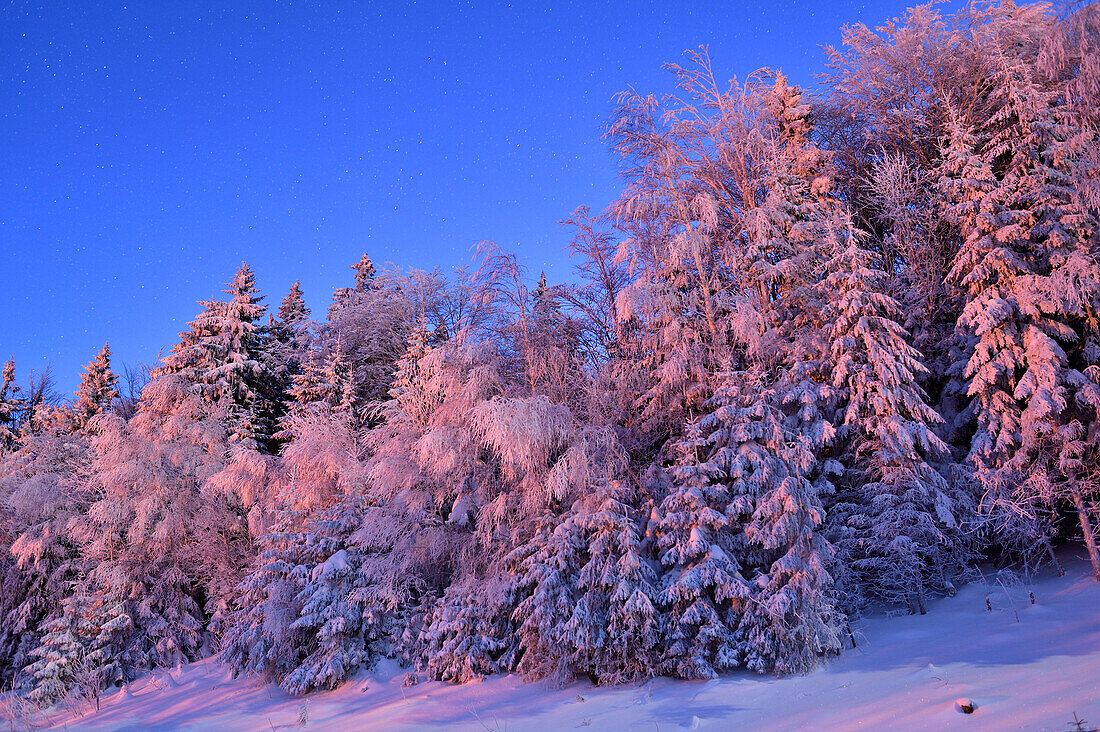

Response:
(8, 552), (1099, 732)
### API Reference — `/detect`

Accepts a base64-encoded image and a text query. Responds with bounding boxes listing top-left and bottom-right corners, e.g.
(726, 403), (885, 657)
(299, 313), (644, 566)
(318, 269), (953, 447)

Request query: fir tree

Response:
(26, 593), (94, 705)
(262, 280), (313, 434)
(256, 280), (312, 449)
(328, 253), (379, 320)
(418, 578), (521, 683)
(513, 430), (659, 684)
(160, 263), (270, 444)
(26, 587), (133, 704)
(223, 494), (387, 694)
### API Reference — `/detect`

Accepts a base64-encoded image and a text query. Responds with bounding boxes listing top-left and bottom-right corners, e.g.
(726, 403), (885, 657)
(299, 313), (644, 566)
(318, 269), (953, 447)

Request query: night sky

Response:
(3, 0), (920, 395)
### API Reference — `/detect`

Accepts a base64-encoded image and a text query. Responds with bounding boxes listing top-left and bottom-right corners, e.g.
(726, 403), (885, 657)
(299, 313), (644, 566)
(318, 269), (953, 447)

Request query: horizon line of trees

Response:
(1, 0), (1099, 705)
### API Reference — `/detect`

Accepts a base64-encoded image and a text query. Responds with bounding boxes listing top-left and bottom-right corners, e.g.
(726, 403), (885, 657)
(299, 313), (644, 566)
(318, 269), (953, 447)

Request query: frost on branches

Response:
(2, 0), (1100, 705)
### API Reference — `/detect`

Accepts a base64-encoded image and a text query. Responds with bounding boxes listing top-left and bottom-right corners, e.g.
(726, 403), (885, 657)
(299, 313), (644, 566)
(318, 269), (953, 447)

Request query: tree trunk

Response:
(1070, 487), (1100, 582)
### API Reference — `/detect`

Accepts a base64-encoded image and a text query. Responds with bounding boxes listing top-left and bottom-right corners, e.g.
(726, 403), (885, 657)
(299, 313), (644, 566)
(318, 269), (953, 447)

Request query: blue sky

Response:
(2, 0), (920, 394)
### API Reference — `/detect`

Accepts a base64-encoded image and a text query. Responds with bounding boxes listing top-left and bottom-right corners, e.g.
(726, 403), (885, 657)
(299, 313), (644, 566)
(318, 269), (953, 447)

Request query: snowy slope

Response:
(8, 552), (1100, 732)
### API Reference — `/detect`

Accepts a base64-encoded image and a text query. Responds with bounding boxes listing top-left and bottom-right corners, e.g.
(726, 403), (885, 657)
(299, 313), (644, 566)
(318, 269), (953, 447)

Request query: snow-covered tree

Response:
(935, 3), (1100, 574)
(352, 253), (377, 292)
(224, 329), (426, 694)
(525, 271), (585, 406)
(0, 412), (90, 687)
(418, 577), (521, 683)
(72, 401), (211, 677)
(261, 281), (314, 445)
(0, 359), (24, 451)
(655, 414), (748, 679)
(561, 207), (632, 368)
(512, 428), (660, 684)
(60, 266), (284, 687)
(159, 263), (272, 447)
(655, 366), (840, 678)
(26, 590), (132, 705)
(606, 51), (784, 449)
(822, 225), (972, 612)
(324, 262), (411, 413)
(222, 491), (388, 695)
(329, 253), (378, 319)
(72, 343), (119, 434)
(736, 417), (842, 675)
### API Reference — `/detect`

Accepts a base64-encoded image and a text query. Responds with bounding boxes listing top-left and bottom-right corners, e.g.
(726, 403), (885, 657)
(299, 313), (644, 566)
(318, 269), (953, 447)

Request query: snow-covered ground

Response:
(7, 552), (1100, 732)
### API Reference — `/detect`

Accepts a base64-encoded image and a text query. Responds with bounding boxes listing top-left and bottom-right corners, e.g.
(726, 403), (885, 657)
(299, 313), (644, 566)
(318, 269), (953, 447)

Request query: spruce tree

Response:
(0, 359), (24, 450)
(26, 587), (133, 704)
(822, 227), (972, 612)
(257, 282), (312, 452)
(328, 253), (378, 320)
(351, 253), (377, 292)
(0, 410), (89, 688)
(737, 430), (842, 675)
(513, 431), (659, 685)
(939, 4), (1100, 572)
(655, 400), (751, 679)
(72, 343), (119, 434)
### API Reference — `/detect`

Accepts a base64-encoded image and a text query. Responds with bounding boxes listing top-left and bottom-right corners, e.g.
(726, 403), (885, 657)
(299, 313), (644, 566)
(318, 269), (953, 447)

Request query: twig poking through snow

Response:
(997, 576), (1021, 623)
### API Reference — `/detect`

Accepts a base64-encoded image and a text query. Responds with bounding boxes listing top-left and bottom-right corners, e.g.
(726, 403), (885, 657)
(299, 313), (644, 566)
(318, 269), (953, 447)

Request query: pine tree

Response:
(277, 281), (310, 328)
(655, 368), (840, 678)
(159, 300), (223, 382)
(217, 263), (271, 446)
(224, 357), (420, 694)
(511, 428), (659, 684)
(287, 347), (331, 409)
(286, 339), (357, 418)
(323, 256), (412, 412)
(523, 272), (585, 408)
(385, 317), (435, 425)
(511, 513), (584, 681)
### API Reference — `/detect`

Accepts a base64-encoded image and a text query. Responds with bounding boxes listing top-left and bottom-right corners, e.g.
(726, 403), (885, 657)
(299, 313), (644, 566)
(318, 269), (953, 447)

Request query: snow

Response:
(11, 551), (1100, 732)
(314, 549), (348, 579)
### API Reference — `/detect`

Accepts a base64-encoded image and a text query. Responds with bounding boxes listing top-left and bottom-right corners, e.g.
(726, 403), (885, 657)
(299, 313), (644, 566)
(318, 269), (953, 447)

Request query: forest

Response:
(1, 0), (1099, 706)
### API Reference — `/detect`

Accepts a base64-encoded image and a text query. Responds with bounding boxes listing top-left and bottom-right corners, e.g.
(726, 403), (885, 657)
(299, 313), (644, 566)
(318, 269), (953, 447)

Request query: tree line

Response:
(1, 0), (1098, 703)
